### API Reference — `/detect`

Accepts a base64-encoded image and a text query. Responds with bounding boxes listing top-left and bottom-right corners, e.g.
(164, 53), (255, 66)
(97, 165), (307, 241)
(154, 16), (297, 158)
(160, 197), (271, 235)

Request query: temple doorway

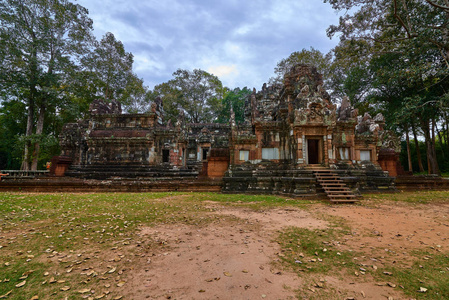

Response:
(162, 149), (170, 163)
(307, 138), (321, 164)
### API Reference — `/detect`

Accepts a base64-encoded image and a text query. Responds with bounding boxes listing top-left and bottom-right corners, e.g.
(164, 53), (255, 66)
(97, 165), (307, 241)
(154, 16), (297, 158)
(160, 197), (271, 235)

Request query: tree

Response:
(81, 32), (143, 106)
(271, 47), (333, 86)
(325, 0), (449, 68)
(121, 77), (152, 114)
(325, 0), (449, 175)
(0, 0), (94, 170)
(153, 69), (224, 124)
(216, 87), (252, 124)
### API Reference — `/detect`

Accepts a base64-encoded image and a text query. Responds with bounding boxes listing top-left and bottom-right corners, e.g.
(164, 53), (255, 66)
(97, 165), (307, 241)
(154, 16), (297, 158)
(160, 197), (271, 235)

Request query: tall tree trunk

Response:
(431, 118), (441, 175)
(21, 99), (35, 171)
(21, 47), (38, 170)
(405, 128), (413, 172)
(411, 123), (425, 172)
(31, 104), (45, 170)
(422, 120), (440, 175)
(445, 111), (449, 153)
(435, 122), (445, 159)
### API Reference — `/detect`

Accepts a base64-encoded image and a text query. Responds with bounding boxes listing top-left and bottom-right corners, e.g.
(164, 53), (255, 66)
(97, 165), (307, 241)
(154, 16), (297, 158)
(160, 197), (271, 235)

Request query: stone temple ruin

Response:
(58, 65), (401, 202)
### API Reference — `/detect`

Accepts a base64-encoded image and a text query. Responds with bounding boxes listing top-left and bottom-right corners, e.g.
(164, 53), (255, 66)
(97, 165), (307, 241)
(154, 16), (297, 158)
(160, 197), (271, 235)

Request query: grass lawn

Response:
(0, 191), (448, 299)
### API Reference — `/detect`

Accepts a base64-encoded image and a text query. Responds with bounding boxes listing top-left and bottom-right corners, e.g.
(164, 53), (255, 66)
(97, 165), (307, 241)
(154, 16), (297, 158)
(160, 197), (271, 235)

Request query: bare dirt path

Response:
(122, 200), (448, 300)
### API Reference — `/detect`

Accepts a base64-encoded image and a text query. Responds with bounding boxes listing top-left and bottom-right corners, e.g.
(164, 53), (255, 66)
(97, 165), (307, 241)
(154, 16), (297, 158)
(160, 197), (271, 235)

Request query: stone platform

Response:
(0, 177), (222, 193)
(222, 162), (395, 198)
(65, 164), (199, 180)
(1, 174), (447, 194)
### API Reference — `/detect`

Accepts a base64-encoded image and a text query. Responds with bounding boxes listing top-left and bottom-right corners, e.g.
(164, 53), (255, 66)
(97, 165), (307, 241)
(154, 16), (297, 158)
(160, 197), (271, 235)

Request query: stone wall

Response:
(58, 64), (399, 194)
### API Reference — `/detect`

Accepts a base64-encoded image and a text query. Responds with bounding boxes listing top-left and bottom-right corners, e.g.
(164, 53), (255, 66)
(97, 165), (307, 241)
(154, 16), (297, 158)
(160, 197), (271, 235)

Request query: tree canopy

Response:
(325, 0), (449, 174)
(153, 69), (225, 124)
(0, 0), (146, 170)
(0, 0), (95, 170)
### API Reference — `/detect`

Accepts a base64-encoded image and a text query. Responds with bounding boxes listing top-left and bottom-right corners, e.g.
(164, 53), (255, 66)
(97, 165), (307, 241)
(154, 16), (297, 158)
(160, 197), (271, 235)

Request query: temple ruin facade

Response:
(58, 65), (400, 200)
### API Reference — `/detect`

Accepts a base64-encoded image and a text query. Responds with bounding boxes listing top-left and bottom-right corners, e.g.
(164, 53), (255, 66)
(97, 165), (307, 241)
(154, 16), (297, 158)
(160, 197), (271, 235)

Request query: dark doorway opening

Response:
(162, 149), (170, 163)
(308, 139), (320, 164)
(202, 148), (209, 160)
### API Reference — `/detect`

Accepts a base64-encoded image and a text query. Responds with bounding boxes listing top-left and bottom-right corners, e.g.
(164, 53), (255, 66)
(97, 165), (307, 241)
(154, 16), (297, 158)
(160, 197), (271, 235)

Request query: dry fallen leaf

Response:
(116, 281), (126, 287)
(60, 286), (71, 291)
(387, 282), (396, 288)
(78, 288), (91, 294)
(418, 287), (428, 293)
(223, 272), (232, 277)
(94, 294), (105, 299)
(108, 267), (116, 274)
(15, 280), (26, 288)
(0, 291), (12, 299)
(30, 296), (39, 300)
(113, 297), (123, 300)
(43, 272), (49, 276)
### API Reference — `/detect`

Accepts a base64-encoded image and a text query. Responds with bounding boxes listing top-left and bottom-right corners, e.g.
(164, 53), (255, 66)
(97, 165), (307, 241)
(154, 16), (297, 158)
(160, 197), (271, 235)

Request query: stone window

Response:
(239, 150), (249, 161)
(339, 147), (350, 160)
(360, 150), (371, 161)
(262, 148), (279, 160)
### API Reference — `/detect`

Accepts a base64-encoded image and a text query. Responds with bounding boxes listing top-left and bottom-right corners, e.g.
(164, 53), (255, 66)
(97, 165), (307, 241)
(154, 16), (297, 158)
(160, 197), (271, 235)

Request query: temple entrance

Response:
(202, 148), (209, 160)
(307, 138), (321, 164)
(162, 149), (170, 163)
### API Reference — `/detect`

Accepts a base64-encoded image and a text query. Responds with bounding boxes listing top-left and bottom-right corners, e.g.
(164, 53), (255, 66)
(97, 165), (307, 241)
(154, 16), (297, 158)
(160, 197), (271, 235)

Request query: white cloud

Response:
(208, 64), (238, 77)
(75, 0), (342, 90)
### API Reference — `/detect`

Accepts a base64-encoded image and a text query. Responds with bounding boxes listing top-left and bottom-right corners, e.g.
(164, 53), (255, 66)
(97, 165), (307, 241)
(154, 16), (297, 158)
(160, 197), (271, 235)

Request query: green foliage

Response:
(81, 32), (147, 107)
(215, 87), (251, 124)
(0, 100), (26, 169)
(325, 0), (449, 174)
(0, 0), (95, 169)
(0, 1), (147, 168)
(272, 47), (332, 86)
(152, 69), (224, 124)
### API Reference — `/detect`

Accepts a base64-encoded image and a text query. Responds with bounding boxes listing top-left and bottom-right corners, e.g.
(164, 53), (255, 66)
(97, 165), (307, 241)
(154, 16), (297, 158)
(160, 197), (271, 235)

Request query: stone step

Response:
(319, 182), (346, 187)
(318, 179), (343, 183)
(312, 168), (359, 203)
(328, 194), (357, 198)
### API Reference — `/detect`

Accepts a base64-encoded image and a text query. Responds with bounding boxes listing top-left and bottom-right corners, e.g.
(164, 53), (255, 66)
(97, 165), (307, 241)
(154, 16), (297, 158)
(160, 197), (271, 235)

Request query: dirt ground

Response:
(121, 199), (449, 300)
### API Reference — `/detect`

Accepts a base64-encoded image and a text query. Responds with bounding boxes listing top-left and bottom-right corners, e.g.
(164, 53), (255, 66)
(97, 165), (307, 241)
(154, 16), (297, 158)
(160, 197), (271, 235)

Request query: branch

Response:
(425, 0), (449, 11)
(393, 0), (414, 39)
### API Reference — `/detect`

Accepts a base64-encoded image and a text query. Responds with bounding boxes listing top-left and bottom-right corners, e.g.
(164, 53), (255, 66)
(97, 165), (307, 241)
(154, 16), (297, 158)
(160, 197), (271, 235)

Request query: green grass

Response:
(374, 250), (449, 299)
(276, 227), (360, 275)
(1, 191), (448, 299)
(0, 192), (201, 299)
(184, 192), (317, 209)
(365, 190), (449, 204)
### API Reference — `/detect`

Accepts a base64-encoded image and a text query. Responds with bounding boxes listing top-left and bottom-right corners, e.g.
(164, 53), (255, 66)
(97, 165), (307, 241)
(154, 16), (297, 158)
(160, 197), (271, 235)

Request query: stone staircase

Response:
(310, 167), (359, 203)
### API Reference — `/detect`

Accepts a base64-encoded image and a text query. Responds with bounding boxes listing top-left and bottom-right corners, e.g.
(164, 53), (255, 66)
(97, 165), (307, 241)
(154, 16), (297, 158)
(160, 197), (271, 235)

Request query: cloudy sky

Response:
(75, 0), (343, 90)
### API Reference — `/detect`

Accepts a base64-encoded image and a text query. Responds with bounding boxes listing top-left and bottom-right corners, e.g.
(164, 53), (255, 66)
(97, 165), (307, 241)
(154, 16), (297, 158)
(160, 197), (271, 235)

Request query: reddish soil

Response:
(123, 201), (449, 299)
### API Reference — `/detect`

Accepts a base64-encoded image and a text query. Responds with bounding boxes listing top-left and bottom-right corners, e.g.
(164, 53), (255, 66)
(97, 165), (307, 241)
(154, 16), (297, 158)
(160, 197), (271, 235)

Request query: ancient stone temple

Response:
(59, 64), (399, 200)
